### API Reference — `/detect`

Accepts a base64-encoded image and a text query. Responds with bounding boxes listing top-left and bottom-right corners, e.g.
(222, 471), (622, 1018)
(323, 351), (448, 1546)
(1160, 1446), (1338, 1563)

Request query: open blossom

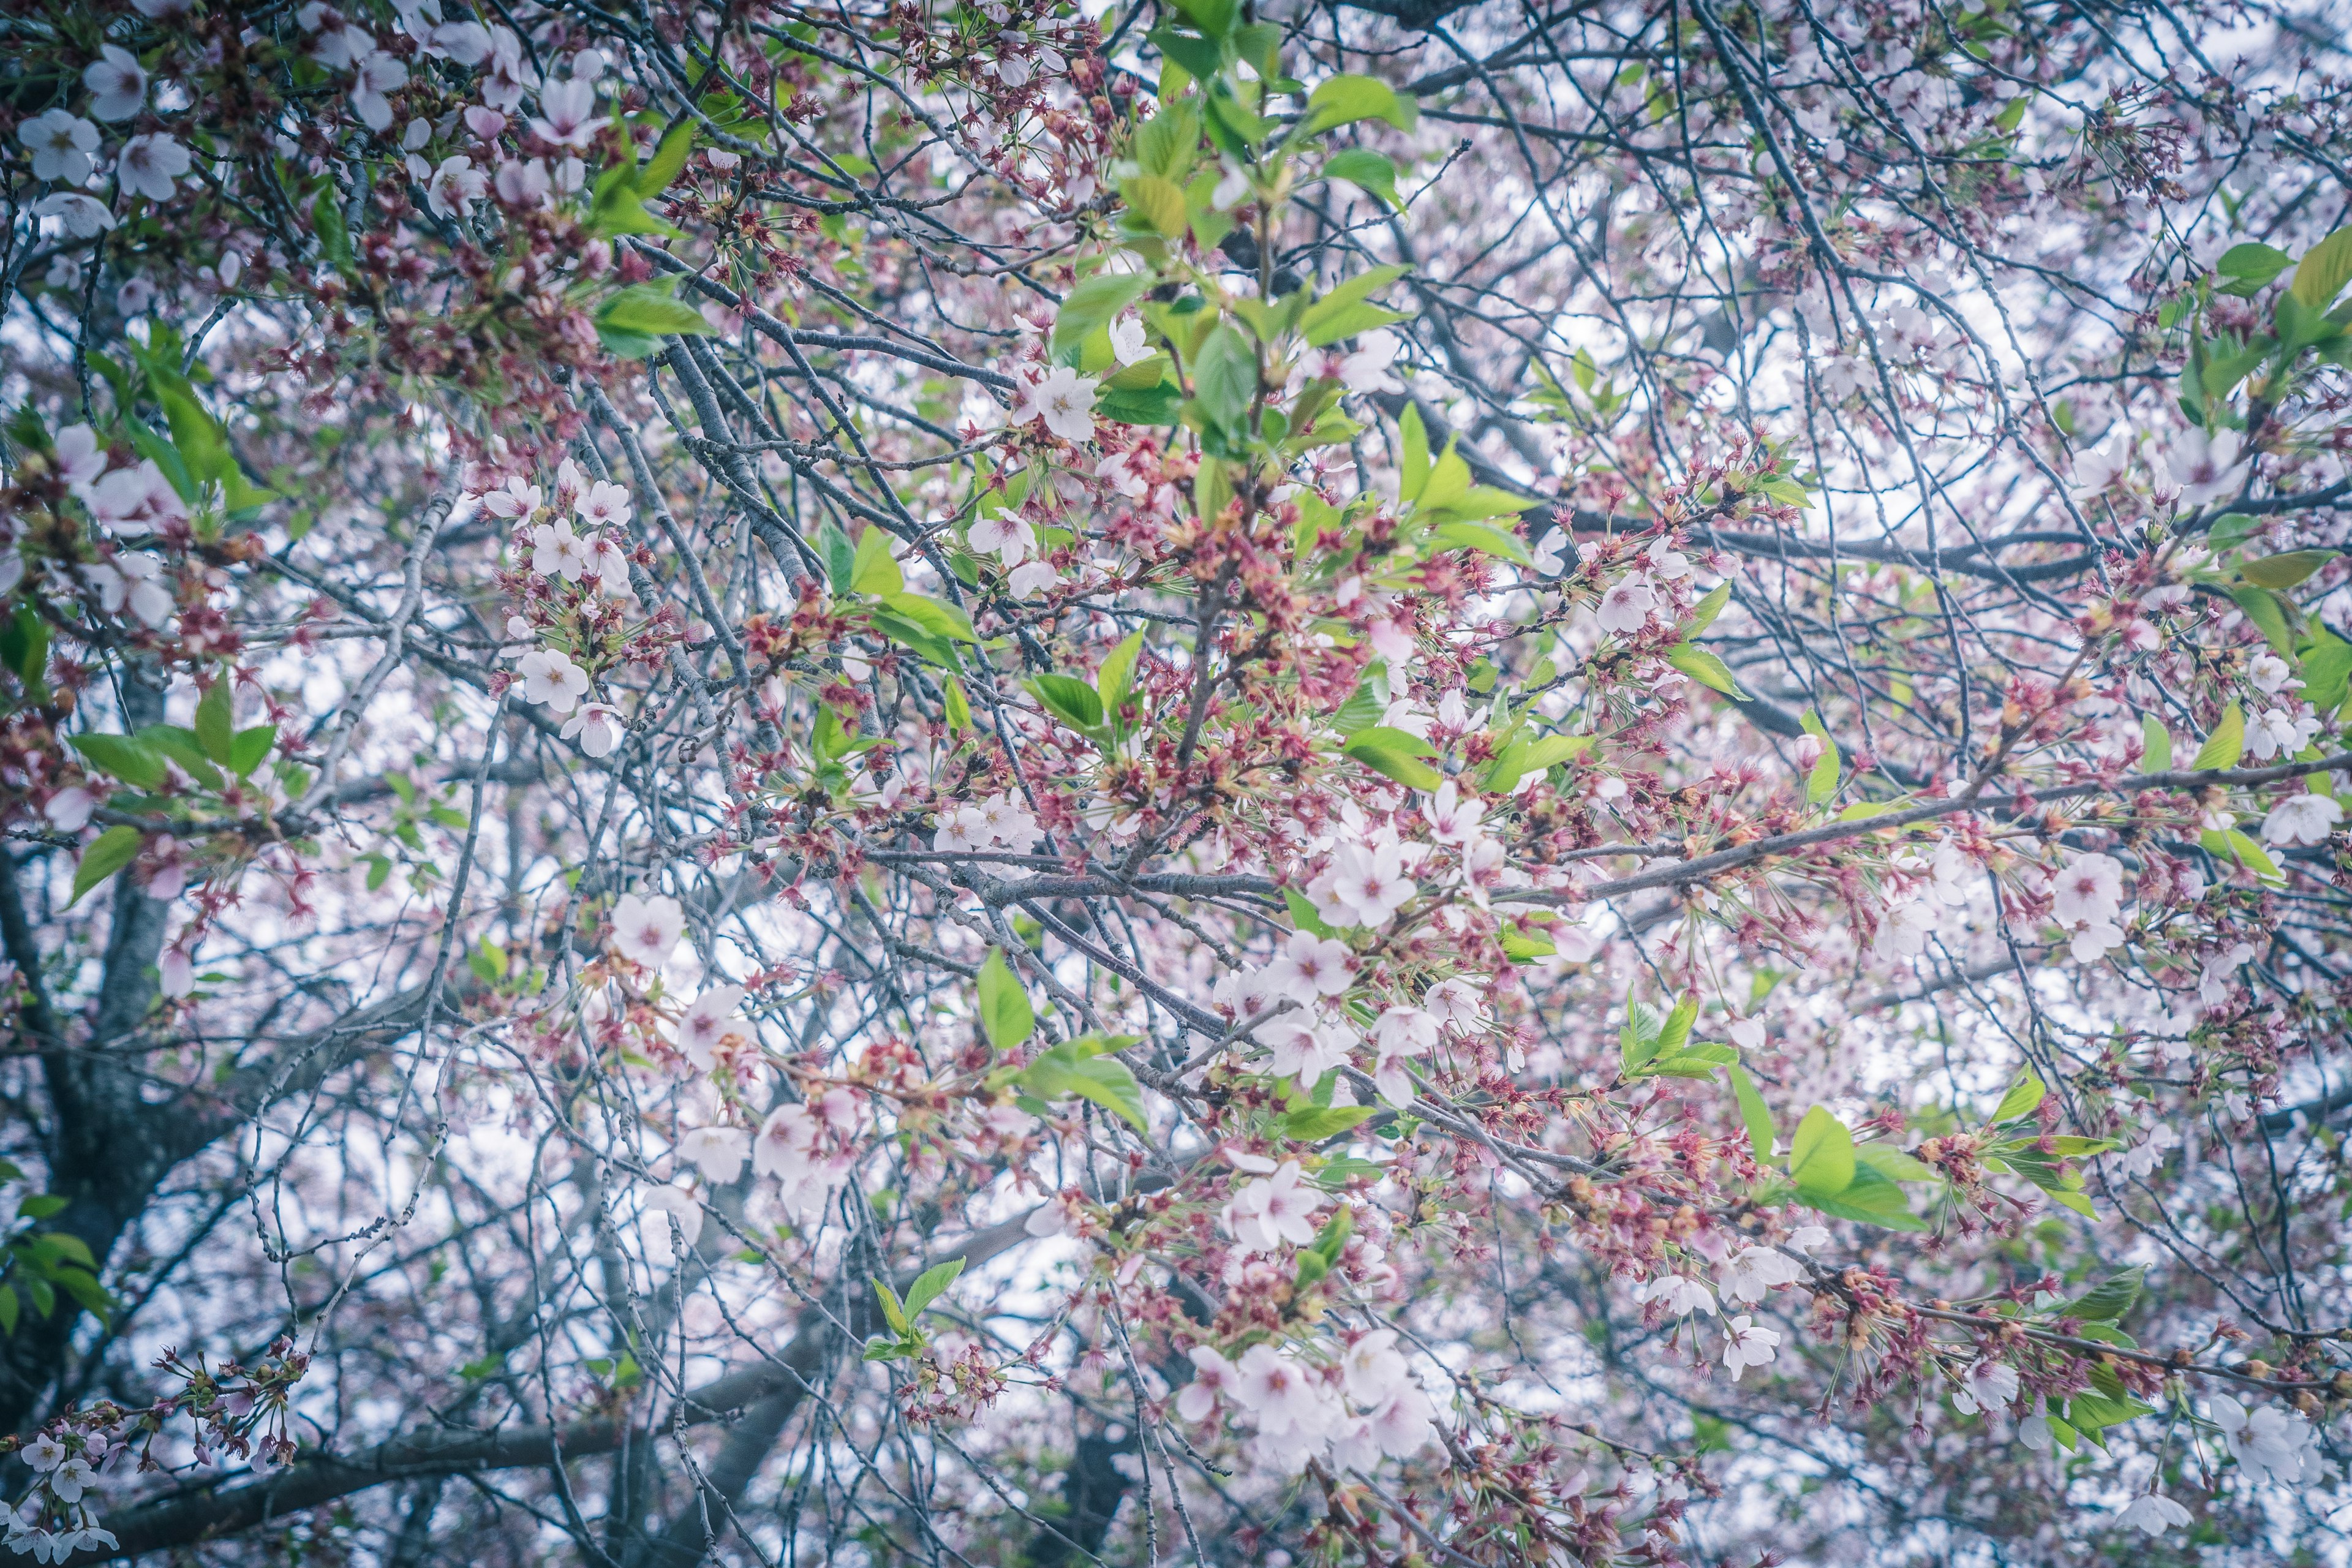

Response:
(1265, 931), (1353, 1002)
(2050, 851), (2123, 924)
(2247, 651), (2300, 694)
(1369, 1005), (1438, 1107)
(1262, 1016), (1357, 1090)
(675, 1124), (748, 1184)
(118, 134), (191, 202)
(426, 155), (489, 218)
(1338, 331), (1404, 394)
(1718, 1244), (1802, 1305)
(1630, 1272), (1716, 1317)
(89, 551), (173, 626)
(1423, 780), (1486, 845)
(34, 191), (113, 236)
(1318, 839), (1416, 927)
(1872, 898), (1936, 960)
(576, 479), (631, 527)
(2169, 423), (2244, 508)
(516, 648), (590, 712)
(85, 45), (148, 120)
(640, 1185), (703, 1264)
(609, 892), (685, 969)
(1951, 1360), (2019, 1415)
(2262, 791), (2342, 846)
(1011, 367), (1098, 443)
(352, 50), (409, 130)
(968, 511), (1035, 565)
(20, 110), (99, 184)
(1721, 1314), (1781, 1378)
(530, 77), (601, 146)
(1223, 1161), (1322, 1253)
(1176, 1345), (1237, 1422)
(1596, 571), (1656, 634)
(561, 702), (625, 758)
(674, 984), (746, 1069)
(2209, 1394), (2317, 1482)
(532, 518), (597, 579)
(2117, 1491), (2192, 1536)
(2247, 705), (2320, 760)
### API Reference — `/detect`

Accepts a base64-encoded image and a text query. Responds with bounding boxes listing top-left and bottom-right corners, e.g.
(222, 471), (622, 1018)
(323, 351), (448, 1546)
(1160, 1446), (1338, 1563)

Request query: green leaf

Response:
(870, 1276), (910, 1335)
(1096, 628), (1145, 721)
(2291, 227), (2352, 311)
(230, 723), (277, 778)
(1991, 1072), (2046, 1123)
(1281, 1104), (1376, 1140)
(311, 183), (355, 272)
(1727, 1065), (1775, 1163)
(2203, 827), (2284, 884)
(2241, 549), (2333, 589)
(2141, 714), (2173, 772)
(1299, 263), (1412, 348)
(70, 824), (143, 907)
(1852, 1144), (1937, 1183)
(1789, 1106), (1856, 1199)
(1132, 98), (1201, 181)
(2227, 585), (2296, 655)
(1657, 993), (1697, 1057)
(69, 733), (165, 791)
(1498, 921), (1556, 963)
(2063, 1267), (2143, 1324)
(1120, 173), (1190, 239)
(1686, 582), (1732, 637)
(1322, 148), (1400, 210)
(1303, 74), (1419, 135)
(902, 1256), (966, 1319)
(135, 725), (224, 788)
(597, 282), (717, 337)
(2304, 625), (2352, 713)
(0, 607), (49, 691)
(17, 1194), (68, 1220)
(1029, 674), (1106, 730)
(1168, 0), (1236, 37)
(1802, 1162), (1927, 1230)
(1662, 641), (1749, 699)
(633, 120), (698, 195)
(2192, 703), (2244, 771)
(1430, 521), (1532, 564)
(1343, 739), (1441, 791)
(1052, 274), (1151, 361)
(0, 1284), (16, 1336)
(1803, 712), (1842, 805)
(1417, 445), (1471, 513)
(194, 677), (234, 766)
(850, 527), (903, 596)
(1284, 886), (1336, 937)
(1425, 487), (1541, 526)
(469, 939), (505, 986)
(1191, 323), (1257, 431)
(1483, 731), (1593, 794)
(1018, 1039), (1148, 1131)
(977, 948), (1035, 1050)
(1398, 403), (1430, 502)
(878, 592), (976, 644)
(944, 677), (971, 733)
(2215, 241), (2291, 288)
(1618, 998), (1663, 1071)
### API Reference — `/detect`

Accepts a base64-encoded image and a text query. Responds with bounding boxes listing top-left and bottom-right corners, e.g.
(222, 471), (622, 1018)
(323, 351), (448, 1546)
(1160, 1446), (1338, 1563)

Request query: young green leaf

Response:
(976, 948), (1035, 1050)
(2192, 703), (2244, 771)
(1789, 1106), (1856, 1199)
(902, 1256), (967, 1319)
(70, 825), (144, 907)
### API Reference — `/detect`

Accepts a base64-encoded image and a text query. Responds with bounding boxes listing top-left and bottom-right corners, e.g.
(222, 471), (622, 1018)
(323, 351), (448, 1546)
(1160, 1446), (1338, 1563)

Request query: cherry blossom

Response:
(82, 45), (147, 121)
(609, 892), (685, 970)
(20, 111), (99, 184)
